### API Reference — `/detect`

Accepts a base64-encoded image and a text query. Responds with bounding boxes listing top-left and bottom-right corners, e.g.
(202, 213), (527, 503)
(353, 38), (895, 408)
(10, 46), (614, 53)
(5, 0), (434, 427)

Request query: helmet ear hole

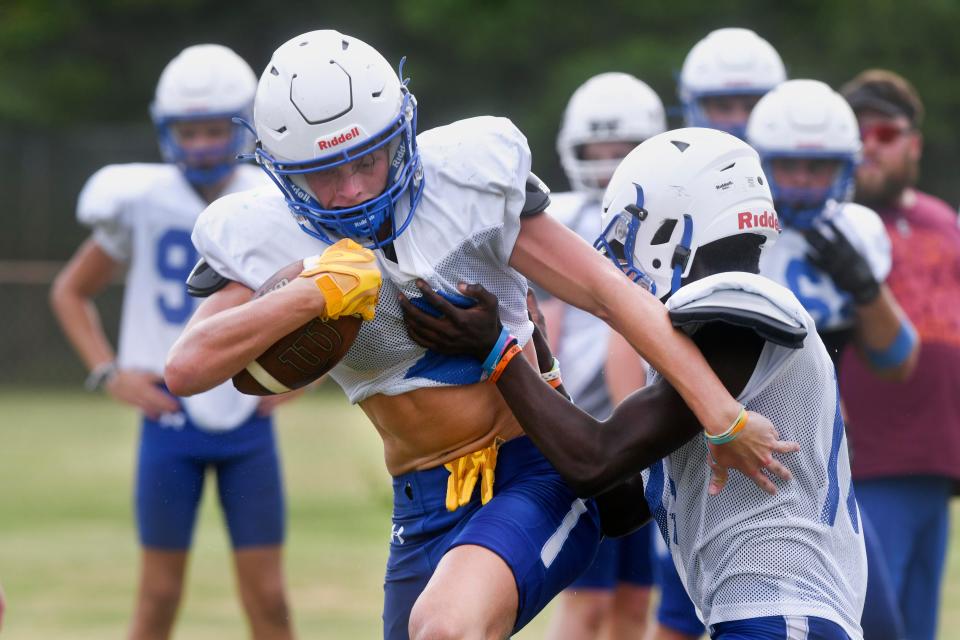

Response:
(651, 219), (678, 245)
(652, 258), (662, 269)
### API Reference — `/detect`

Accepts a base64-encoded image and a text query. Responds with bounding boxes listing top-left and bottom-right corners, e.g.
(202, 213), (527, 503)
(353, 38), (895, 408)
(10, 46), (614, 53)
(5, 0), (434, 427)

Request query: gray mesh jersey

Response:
(193, 116), (535, 403)
(642, 272), (866, 639)
(78, 163), (267, 431)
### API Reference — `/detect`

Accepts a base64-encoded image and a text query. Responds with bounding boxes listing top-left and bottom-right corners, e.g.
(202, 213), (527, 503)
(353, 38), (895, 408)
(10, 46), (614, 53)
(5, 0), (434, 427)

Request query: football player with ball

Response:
(166, 30), (795, 639)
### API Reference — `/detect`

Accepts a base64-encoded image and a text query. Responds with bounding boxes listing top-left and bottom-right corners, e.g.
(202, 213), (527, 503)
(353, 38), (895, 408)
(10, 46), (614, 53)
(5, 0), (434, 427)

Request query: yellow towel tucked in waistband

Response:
(444, 439), (503, 512)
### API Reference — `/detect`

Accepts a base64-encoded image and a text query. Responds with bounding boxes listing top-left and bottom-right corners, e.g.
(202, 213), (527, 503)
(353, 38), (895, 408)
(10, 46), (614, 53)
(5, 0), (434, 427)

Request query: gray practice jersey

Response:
(193, 116), (535, 403)
(643, 272), (866, 638)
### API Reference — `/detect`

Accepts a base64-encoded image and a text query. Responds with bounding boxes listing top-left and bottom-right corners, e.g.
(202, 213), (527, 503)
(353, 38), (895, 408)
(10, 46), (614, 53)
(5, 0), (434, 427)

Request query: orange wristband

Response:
(489, 344), (523, 383)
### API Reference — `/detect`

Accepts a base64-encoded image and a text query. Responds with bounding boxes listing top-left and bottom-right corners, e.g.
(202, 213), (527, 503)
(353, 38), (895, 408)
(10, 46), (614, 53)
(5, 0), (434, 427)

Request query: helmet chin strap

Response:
(670, 214), (694, 294)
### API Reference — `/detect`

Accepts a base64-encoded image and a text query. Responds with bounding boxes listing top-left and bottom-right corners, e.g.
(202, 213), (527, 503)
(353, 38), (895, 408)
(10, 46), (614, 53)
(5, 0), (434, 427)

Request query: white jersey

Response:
(642, 272), (866, 638)
(759, 202), (890, 332)
(193, 116), (535, 403)
(78, 163), (267, 431)
(538, 191), (611, 417)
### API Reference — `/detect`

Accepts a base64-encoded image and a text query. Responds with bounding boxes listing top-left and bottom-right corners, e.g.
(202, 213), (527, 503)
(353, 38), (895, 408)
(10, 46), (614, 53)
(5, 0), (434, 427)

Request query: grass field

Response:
(1, 387), (959, 638)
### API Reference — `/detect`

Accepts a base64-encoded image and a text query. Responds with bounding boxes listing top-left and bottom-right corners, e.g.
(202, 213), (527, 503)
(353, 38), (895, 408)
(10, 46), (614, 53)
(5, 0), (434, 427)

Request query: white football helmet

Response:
(678, 28), (786, 139)
(557, 72), (667, 197)
(253, 30), (423, 248)
(746, 79), (861, 229)
(595, 127), (779, 298)
(150, 44), (257, 185)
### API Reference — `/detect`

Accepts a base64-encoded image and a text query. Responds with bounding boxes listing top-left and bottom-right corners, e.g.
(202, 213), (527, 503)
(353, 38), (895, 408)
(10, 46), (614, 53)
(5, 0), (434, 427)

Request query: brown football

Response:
(232, 259), (362, 395)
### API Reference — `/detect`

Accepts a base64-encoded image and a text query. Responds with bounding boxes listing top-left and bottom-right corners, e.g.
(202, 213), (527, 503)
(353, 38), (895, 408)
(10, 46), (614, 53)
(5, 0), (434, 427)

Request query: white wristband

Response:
(540, 357), (561, 383)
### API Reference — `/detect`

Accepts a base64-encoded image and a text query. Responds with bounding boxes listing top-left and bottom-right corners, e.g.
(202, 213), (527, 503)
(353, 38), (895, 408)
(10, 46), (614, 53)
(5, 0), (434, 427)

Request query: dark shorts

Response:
(710, 615), (851, 639)
(382, 436), (602, 639)
(136, 410), (284, 549)
(655, 543), (706, 637)
(569, 521), (655, 589)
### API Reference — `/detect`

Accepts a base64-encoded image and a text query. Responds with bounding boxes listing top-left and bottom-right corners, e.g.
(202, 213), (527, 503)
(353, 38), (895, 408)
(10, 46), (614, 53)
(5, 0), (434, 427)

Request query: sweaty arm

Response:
(165, 277), (327, 396)
(502, 322), (764, 497)
(166, 239), (380, 396)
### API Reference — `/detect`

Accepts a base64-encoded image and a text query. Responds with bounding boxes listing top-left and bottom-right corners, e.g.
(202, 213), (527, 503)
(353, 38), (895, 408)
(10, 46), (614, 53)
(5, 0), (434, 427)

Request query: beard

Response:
(854, 157), (919, 210)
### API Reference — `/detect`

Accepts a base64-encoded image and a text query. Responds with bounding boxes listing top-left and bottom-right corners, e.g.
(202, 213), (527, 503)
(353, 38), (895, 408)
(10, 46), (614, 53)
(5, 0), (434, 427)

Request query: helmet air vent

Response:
(671, 140), (690, 152)
(651, 219), (677, 245)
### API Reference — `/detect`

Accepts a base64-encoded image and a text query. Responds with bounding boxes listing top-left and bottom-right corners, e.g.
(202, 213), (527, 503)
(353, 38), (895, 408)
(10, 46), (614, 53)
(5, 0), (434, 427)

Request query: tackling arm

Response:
(511, 213), (764, 438)
(400, 281), (795, 497)
(510, 215), (776, 478)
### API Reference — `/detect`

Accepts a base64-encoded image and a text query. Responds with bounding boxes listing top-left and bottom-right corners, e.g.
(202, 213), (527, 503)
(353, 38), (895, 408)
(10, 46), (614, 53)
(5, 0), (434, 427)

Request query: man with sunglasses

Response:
(837, 69), (960, 640)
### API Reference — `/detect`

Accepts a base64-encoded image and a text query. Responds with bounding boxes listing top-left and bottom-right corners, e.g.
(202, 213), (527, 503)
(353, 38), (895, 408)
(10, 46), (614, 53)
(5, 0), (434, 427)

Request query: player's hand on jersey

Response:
(299, 238), (382, 321)
(804, 220), (880, 305)
(706, 411), (800, 496)
(399, 279), (502, 360)
(106, 369), (180, 419)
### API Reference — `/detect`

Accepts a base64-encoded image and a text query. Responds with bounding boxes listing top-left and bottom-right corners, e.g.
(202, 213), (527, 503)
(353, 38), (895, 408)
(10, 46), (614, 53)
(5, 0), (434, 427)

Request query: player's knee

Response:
(139, 579), (183, 620)
(409, 602), (484, 640)
(254, 589), (290, 627)
(564, 593), (612, 632)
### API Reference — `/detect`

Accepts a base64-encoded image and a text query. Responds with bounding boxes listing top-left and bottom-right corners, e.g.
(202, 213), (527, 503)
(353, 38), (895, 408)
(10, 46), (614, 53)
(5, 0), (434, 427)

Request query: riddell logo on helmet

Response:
(737, 210), (781, 232)
(317, 127), (361, 150)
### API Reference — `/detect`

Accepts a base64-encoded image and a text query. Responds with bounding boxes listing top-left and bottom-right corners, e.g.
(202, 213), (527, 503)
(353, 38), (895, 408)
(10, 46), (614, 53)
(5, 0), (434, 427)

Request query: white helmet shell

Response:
(557, 72), (667, 197)
(598, 127), (779, 298)
(254, 30), (406, 164)
(746, 79), (861, 157)
(679, 28), (786, 100)
(746, 79), (861, 228)
(152, 44), (257, 119)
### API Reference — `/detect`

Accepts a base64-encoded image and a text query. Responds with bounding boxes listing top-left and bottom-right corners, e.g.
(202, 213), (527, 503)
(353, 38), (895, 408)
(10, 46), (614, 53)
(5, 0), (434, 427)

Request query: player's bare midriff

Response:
(360, 381), (525, 476)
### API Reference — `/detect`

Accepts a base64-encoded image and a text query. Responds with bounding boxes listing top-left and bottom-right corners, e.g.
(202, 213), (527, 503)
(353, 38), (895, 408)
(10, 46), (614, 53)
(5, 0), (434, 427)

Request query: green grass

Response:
(0, 388), (957, 638)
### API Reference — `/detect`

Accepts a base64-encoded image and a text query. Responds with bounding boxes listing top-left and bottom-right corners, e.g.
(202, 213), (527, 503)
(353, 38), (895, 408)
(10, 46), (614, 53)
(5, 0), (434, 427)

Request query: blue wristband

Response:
(481, 326), (512, 378)
(865, 321), (918, 370)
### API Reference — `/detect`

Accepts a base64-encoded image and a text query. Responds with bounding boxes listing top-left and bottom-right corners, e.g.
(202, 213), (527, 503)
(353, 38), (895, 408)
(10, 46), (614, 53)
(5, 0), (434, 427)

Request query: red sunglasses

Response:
(860, 122), (912, 145)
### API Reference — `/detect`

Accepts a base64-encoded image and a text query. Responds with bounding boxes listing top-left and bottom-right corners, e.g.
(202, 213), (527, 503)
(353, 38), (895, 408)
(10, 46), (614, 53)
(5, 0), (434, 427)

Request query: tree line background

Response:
(2, 0), (958, 384)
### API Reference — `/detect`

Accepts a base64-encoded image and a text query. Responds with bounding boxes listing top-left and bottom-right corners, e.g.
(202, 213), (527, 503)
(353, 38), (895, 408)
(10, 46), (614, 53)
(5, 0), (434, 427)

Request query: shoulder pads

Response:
(521, 172), (551, 217)
(667, 272), (808, 349)
(186, 258), (230, 298)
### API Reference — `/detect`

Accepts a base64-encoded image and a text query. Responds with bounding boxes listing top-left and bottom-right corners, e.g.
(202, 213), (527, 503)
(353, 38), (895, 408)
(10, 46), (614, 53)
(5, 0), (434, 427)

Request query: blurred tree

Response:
(2, 0), (958, 385)
(0, 0), (957, 246)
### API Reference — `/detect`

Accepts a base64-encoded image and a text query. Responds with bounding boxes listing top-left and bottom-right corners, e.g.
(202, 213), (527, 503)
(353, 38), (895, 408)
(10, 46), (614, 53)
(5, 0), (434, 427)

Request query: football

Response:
(232, 259), (362, 395)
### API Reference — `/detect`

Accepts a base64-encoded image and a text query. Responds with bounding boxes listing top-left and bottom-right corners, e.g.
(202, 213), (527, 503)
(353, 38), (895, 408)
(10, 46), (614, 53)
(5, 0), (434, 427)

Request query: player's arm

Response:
(804, 220), (918, 380)
(400, 281), (795, 497)
(50, 237), (179, 417)
(510, 212), (785, 479)
(850, 286), (919, 380)
(165, 240), (381, 396)
(605, 329), (647, 405)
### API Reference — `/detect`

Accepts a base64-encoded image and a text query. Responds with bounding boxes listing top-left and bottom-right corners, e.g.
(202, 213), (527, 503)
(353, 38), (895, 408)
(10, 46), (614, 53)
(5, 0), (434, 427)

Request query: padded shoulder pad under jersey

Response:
(186, 258), (230, 298)
(667, 272), (808, 349)
(520, 172), (551, 217)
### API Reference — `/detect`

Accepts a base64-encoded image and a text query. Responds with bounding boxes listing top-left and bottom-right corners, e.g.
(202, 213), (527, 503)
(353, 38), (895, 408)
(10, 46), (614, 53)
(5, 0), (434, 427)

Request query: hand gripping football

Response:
(231, 254), (370, 396)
